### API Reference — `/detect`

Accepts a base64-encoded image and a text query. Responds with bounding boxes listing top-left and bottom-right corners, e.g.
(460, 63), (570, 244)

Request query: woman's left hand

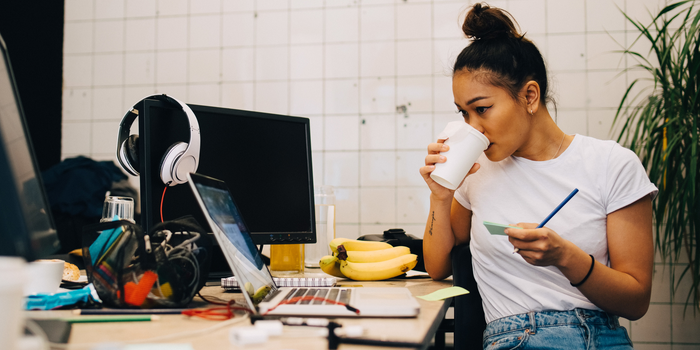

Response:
(505, 223), (572, 267)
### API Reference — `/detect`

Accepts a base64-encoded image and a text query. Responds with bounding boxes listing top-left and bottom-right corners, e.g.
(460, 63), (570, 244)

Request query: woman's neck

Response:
(513, 110), (570, 161)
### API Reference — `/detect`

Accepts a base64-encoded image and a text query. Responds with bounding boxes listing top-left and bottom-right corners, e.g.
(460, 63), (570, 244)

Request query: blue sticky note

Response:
(89, 215), (124, 265)
(483, 221), (522, 236)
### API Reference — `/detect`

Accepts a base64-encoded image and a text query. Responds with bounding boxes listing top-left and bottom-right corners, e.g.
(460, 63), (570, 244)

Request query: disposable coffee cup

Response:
(24, 259), (64, 295)
(0, 257), (28, 350)
(430, 121), (489, 190)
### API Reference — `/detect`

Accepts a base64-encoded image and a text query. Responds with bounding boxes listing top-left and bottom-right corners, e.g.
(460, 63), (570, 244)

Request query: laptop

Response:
(187, 172), (421, 317)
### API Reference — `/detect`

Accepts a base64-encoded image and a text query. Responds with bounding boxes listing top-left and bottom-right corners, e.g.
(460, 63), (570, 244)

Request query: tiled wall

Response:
(62, 0), (699, 347)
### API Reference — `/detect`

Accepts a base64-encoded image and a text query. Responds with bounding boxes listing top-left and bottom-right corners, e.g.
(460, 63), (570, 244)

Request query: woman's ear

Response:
(523, 81), (541, 115)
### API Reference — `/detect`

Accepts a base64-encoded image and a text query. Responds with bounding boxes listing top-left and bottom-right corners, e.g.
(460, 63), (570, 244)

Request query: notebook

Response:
(187, 173), (421, 318)
(221, 276), (337, 291)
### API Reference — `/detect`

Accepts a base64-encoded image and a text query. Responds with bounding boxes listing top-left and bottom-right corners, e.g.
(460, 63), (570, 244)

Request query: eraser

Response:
(229, 326), (268, 346)
(254, 320), (283, 336)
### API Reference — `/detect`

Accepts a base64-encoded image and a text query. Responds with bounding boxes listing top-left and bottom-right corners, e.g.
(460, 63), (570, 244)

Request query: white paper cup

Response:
(24, 259), (64, 295)
(0, 257), (28, 350)
(430, 123), (489, 190)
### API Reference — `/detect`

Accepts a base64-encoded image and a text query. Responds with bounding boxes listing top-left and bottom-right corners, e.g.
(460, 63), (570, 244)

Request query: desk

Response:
(28, 277), (453, 350)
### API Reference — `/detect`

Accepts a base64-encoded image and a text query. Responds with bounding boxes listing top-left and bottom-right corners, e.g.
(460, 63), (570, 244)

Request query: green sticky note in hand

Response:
(483, 221), (523, 236)
(417, 286), (469, 301)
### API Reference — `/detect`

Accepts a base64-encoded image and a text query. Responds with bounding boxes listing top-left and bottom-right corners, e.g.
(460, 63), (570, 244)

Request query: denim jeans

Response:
(483, 308), (634, 350)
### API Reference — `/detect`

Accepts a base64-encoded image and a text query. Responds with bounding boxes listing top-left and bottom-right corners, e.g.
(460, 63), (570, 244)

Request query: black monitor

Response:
(0, 34), (60, 260)
(139, 101), (316, 246)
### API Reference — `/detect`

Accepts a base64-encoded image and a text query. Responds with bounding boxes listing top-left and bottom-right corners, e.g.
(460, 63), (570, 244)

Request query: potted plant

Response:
(614, 0), (699, 312)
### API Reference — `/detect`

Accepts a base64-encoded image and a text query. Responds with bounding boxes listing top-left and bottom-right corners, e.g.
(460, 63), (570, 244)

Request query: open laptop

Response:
(187, 172), (421, 317)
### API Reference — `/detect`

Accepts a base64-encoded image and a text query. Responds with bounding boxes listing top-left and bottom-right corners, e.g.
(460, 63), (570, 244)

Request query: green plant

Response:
(614, 0), (700, 312)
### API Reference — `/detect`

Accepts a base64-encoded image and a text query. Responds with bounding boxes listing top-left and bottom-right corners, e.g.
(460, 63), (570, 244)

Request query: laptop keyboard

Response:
(282, 288), (351, 305)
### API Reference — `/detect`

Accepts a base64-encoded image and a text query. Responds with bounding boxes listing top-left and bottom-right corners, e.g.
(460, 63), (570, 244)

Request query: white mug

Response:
(24, 259), (64, 296)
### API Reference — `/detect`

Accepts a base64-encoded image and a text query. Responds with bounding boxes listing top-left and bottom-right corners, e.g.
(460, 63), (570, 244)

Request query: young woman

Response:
(420, 4), (658, 349)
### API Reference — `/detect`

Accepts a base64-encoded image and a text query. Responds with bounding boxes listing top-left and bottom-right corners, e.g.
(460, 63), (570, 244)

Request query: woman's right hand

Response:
(419, 140), (480, 200)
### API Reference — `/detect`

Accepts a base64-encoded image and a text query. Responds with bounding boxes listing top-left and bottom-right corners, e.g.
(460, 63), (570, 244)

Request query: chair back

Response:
(451, 243), (486, 349)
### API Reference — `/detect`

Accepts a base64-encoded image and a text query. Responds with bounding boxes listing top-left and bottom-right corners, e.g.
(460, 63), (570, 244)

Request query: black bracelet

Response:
(570, 254), (595, 287)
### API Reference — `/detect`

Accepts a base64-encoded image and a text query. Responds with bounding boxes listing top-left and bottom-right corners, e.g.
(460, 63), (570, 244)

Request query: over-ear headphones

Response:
(116, 94), (201, 186)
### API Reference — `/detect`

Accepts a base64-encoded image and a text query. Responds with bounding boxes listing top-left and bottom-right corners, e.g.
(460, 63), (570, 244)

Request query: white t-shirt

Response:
(453, 134), (658, 323)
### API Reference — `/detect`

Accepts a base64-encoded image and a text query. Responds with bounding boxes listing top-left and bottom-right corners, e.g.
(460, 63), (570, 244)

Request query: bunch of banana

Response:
(319, 255), (344, 278)
(319, 238), (417, 281)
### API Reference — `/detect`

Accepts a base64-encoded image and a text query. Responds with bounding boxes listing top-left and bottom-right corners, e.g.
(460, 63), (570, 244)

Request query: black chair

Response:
(451, 243), (486, 349)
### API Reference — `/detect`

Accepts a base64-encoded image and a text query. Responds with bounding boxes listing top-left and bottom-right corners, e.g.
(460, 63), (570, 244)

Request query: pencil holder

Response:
(82, 216), (212, 308)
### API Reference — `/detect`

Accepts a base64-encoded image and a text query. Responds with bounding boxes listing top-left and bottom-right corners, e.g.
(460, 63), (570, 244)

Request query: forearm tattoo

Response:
(429, 211), (435, 235)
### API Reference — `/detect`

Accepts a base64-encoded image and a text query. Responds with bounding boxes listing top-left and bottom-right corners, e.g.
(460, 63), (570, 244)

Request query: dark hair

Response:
(454, 3), (551, 105)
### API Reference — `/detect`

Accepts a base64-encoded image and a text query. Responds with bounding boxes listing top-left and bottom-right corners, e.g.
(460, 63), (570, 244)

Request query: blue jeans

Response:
(483, 308), (633, 350)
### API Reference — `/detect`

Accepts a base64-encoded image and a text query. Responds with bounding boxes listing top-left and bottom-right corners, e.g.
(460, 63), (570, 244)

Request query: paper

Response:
(483, 221), (522, 236)
(417, 286), (469, 301)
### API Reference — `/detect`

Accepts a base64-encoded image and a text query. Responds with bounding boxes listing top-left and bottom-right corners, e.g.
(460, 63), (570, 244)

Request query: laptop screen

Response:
(188, 173), (276, 306)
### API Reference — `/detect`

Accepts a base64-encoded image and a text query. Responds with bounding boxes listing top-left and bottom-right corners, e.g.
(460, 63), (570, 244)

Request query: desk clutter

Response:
(81, 216), (212, 309)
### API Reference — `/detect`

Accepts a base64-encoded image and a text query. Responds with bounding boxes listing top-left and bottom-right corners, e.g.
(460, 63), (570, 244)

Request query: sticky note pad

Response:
(483, 221), (522, 236)
(417, 286), (469, 301)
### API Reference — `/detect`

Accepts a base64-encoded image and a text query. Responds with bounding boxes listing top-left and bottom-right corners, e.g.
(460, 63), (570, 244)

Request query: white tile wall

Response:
(62, 0), (700, 346)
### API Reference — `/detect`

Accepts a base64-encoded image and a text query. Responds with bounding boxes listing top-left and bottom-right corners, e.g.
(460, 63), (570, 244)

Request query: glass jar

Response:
(305, 185), (336, 268)
(270, 244), (305, 273)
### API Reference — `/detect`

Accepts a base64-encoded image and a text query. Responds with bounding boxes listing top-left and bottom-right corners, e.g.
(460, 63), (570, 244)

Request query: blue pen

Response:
(513, 188), (579, 253)
(536, 188), (579, 228)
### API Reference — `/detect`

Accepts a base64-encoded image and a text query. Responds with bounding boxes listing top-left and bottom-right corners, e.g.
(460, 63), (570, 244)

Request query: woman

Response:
(420, 3), (657, 349)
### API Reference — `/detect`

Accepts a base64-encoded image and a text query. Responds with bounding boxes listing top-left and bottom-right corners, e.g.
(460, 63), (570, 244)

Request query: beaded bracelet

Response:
(570, 254), (595, 287)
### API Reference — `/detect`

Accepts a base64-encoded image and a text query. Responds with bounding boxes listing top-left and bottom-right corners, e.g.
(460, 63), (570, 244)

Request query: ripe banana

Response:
(338, 254), (418, 281)
(345, 246), (411, 263)
(251, 285), (271, 304)
(319, 255), (344, 278)
(340, 240), (393, 251)
(329, 237), (352, 254)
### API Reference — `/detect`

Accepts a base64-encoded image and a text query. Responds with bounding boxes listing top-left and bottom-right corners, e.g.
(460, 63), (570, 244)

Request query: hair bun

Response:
(462, 3), (520, 40)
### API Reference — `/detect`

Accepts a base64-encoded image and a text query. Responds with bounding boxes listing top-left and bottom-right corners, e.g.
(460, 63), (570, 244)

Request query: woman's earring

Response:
(529, 109), (533, 115)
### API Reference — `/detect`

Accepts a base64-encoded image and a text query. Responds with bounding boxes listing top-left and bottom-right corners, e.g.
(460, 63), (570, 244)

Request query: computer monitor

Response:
(139, 101), (316, 246)
(0, 34), (60, 260)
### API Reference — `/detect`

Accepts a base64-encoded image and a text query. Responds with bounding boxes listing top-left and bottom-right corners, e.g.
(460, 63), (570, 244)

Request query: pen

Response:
(73, 308), (186, 315)
(537, 188), (579, 228)
(513, 188), (579, 253)
(60, 315), (159, 323)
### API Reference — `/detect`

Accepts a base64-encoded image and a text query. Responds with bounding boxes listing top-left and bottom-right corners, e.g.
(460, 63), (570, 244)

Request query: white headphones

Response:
(116, 94), (201, 186)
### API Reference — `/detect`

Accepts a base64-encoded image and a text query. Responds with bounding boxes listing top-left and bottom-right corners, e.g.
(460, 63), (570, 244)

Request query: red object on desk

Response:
(124, 270), (158, 306)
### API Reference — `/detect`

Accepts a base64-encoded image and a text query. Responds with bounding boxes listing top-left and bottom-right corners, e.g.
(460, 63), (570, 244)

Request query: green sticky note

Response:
(483, 221), (522, 235)
(417, 286), (469, 301)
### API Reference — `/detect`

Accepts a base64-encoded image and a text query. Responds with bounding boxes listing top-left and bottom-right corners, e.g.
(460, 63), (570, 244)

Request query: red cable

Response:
(182, 300), (254, 320)
(160, 184), (169, 222)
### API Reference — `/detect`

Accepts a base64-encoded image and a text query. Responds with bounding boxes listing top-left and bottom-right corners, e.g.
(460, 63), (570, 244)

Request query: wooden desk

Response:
(28, 277), (453, 350)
